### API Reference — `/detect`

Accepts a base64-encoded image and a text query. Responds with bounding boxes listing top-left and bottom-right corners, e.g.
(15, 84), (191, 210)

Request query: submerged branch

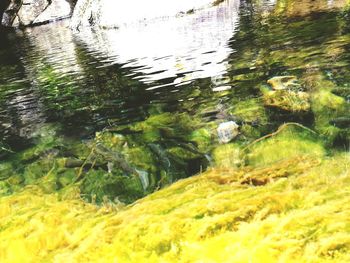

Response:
(242, 122), (317, 153)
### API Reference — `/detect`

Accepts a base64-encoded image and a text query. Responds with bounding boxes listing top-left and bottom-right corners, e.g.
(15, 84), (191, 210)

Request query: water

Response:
(0, 0), (349, 202)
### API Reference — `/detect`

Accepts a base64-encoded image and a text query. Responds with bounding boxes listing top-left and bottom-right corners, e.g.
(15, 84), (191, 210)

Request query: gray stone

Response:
(1, 0), (21, 27)
(1, 0), (74, 27)
(0, 0), (10, 25)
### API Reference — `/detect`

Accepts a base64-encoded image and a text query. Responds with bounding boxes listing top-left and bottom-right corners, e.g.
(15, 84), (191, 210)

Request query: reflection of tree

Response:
(0, 0), (10, 24)
(0, 34), (45, 153)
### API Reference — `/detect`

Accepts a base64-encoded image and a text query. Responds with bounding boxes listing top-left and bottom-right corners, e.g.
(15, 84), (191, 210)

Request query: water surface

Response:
(0, 0), (349, 201)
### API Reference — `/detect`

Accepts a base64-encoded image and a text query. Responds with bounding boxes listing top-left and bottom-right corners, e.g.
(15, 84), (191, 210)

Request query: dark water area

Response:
(0, 0), (349, 202)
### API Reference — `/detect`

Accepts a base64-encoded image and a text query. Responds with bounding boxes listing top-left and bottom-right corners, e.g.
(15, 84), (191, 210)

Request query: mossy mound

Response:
(262, 87), (311, 112)
(0, 152), (349, 262)
(230, 98), (267, 124)
(245, 124), (325, 167)
(311, 88), (349, 144)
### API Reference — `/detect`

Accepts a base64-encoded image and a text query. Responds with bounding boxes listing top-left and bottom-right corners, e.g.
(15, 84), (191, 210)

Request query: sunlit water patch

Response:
(74, 0), (240, 89)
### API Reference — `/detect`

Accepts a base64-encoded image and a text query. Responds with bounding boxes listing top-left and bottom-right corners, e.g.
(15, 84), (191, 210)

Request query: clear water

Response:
(0, 0), (349, 201)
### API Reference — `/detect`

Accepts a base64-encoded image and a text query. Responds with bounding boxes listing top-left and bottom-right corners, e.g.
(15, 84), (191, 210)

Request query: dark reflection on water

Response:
(0, 0), (349, 154)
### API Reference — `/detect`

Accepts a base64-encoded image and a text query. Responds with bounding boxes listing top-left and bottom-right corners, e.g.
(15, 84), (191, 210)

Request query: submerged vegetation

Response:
(1, 116), (349, 261)
(1, 147), (349, 262)
(0, 0), (350, 261)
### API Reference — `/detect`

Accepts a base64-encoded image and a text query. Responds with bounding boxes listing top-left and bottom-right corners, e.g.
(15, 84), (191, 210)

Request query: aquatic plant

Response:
(311, 88), (348, 144)
(261, 86), (310, 112)
(212, 143), (241, 168)
(230, 98), (267, 125)
(244, 124), (325, 167)
(0, 150), (349, 262)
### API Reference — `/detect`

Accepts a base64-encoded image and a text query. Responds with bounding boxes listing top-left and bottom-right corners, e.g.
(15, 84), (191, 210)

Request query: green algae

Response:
(244, 125), (325, 167)
(0, 151), (349, 262)
(212, 143), (242, 168)
(80, 169), (144, 204)
(230, 98), (267, 124)
(0, 114), (211, 204)
(132, 112), (197, 142)
(188, 128), (213, 153)
(261, 86), (311, 112)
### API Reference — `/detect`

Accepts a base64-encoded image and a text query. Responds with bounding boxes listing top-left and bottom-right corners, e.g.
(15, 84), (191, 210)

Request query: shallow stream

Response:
(0, 0), (349, 203)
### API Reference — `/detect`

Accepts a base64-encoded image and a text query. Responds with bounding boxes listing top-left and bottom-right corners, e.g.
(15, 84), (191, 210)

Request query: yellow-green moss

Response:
(246, 126), (325, 167)
(0, 152), (349, 262)
(261, 87), (311, 112)
(212, 143), (241, 168)
(311, 88), (347, 142)
(231, 98), (267, 124)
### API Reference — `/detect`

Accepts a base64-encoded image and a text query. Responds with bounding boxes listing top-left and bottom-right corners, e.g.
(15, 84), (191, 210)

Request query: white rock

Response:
(217, 121), (239, 144)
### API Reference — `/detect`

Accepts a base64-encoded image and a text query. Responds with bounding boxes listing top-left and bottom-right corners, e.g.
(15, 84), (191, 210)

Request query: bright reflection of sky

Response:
(76, 0), (240, 90)
(99, 0), (217, 27)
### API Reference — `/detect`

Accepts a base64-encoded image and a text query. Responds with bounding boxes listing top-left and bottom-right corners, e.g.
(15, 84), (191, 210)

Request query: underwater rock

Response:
(217, 121), (239, 143)
(262, 76), (310, 112)
(123, 146), (157, 174)
(36, 172), (59, 193)
(62, 158), (84, 168)
(0, 181), (11, 195)
(57, 169), (76, 187)
(95, 132), (126, 151)
(167, 146), (201, 160)
(148, 143), (171, 171)
(166, 146), (206, 175)
(23, 159), (55, 185)
(94, 144), (153, 192)
(262, 88), (310, 112)
(267, 76), (300, 90)
(239, 124), (262, 140)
